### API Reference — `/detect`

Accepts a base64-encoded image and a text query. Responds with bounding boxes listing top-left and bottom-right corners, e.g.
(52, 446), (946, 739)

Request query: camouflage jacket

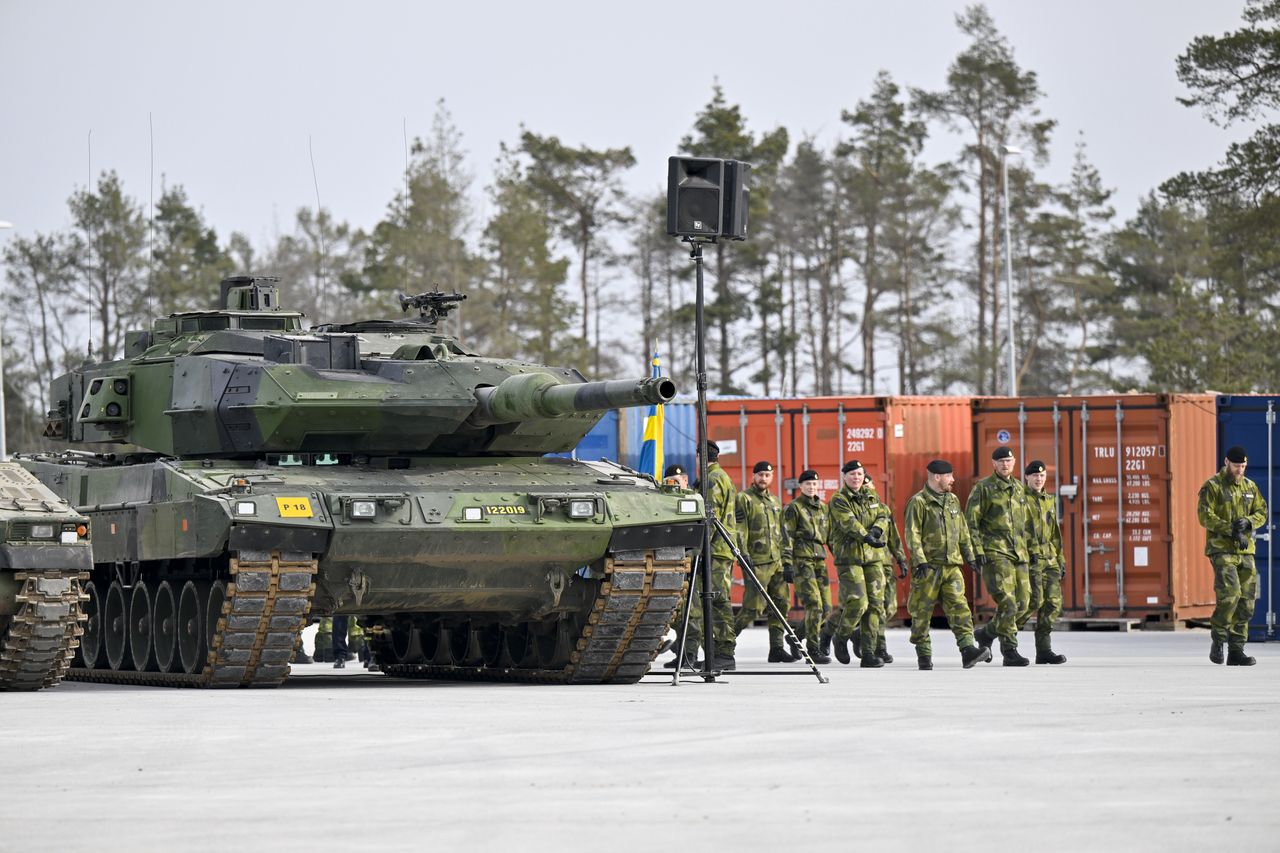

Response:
(781, 493), (829, 565)
(827, 484), (885, 566)
(706, 462), (738, 560)
(1197, 468), (1268, 557)
(735, 484), (783, 568)
(1024, 488), (1064, 571)
(862, 482), (907, 567)
(904, 485), (975, 569)
(964, 472), (1031, 563)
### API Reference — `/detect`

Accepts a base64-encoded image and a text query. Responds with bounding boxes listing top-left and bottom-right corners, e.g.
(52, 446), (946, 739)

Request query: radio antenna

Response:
(147, 112), (155, 317)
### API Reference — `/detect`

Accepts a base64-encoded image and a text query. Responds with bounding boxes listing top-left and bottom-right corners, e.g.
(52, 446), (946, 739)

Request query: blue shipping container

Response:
(1216, 395), (1279, 641)
(548, 410), (619, 464)
(620, 401), (698, 478)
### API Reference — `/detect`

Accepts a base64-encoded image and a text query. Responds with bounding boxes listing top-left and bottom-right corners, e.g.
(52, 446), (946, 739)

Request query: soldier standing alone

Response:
(733, 461), (799, 662)
(966, 446), (1033, 666)
(903, 460), (991, 670)
(1017, 460), (1067, 664)
(782, 469), (832, 664)
(1197, 445), (1268, 666)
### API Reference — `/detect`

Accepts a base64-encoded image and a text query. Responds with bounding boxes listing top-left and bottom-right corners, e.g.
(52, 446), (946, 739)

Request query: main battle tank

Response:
(0, 463), (91, 690)
(17, 277), (699, 687)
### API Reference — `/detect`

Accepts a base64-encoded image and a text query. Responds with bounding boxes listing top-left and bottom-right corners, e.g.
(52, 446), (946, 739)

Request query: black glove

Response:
(782, 564), (794, 583)
(1232, 518), (1252, 534)
(862, 529), (885, 547)
(1058, 563), (1066, 580)
(972, 554), (988, 573)
(912, 562), (930, 579)
(896, 557), (908, 580)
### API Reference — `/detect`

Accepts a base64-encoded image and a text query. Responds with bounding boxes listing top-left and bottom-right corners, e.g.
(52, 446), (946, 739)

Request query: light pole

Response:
(0, 220), (12, 461)
(1000, 146), (1021, 397)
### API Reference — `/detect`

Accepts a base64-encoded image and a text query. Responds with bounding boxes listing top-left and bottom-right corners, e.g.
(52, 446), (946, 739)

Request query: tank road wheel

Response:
(426, 621), (455, 666)
(203, 581), (227, 661)
(103, 581), (130, 671)
(500, 625), (535, 668)
(177, 580), (207, 675)
(152, 581), (178, 673)
(478, 625), (503, 667)
(128, 582), (157, 672)
(535, 618), (574, 670)
(450, 622), (485, 666)
(76, 580), (103, 669)
(388, 622), (427, 665)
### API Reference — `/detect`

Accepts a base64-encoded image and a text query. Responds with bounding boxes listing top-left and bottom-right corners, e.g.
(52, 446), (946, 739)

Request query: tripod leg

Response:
(671, 553), (701, 686)
(710, 517), (828, 683)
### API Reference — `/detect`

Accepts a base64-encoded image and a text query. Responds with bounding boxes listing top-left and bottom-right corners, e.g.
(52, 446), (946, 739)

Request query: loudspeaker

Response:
(721, 160), (751, 241)
(667, 157), (723, 237)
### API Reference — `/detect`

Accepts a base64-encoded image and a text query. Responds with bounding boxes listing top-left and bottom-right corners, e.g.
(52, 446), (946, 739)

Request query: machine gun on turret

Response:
(398, 290), (467, 331)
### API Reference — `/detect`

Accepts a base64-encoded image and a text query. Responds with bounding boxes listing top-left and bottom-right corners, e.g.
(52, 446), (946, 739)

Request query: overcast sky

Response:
(0, 1), (1256, 254)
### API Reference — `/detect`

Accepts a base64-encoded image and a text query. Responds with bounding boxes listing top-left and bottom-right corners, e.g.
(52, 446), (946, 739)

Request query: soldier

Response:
(1197, 445), (1268, 666)
(782, 469), (833, 664)
(666, 440), (738, 670)
(733, 461), (799, 662)
(1018, 460), (1067, 664)
(663, 463), (689, 489)
(904, 460), (991, 670)
(822, 460), (886, 667)
(863, 474), (908, 665)
(966, 446), (1033, 666)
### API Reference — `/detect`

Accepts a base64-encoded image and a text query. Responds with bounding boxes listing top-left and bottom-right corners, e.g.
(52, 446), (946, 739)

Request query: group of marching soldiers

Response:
(664, 441), (1069, 672)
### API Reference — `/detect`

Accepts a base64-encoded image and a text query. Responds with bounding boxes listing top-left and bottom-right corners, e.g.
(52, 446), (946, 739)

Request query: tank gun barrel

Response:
(471, 374), (676, 426)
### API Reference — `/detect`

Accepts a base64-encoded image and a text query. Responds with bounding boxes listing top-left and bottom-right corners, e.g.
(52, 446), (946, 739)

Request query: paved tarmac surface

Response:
(2, 628), (1277, 853)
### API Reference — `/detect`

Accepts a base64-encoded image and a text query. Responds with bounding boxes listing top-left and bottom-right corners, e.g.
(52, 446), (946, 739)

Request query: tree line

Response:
(4, 3), (1278, 452)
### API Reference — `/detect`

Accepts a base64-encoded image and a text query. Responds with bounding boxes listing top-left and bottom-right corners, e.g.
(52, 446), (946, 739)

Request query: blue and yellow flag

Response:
(637, 353), (664, 480)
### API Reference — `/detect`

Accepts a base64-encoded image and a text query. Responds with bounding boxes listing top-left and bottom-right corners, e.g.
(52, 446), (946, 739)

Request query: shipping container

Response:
(1215, 395), (1279, 641)
(550, 409), (619, 464)
(619, 400), (697, 476)
(971, 394), (1218, 626)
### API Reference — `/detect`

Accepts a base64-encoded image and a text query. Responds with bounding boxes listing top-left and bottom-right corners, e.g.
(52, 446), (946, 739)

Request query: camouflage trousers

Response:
(679, 555), (736, 657)
(817, 572), (832, 617)
(907, 564), (977, 657)
(1016, 564), (1064, 651)
(792, 558), (827, 647)
(982, 555), (1030, 648)
(733, 560), (790, 649)
(1210, 554), (1258, 650)
(828, 564), (882, 652)
(877, 563), (897, 649)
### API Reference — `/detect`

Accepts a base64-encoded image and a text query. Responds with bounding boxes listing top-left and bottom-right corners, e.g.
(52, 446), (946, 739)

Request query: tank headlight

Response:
(677, 499), (700, 514)
(568, 500), (595, 519)
(350, 500), (378, 519)
(235, 501), (257, 516)
(30, 523), (56, 539)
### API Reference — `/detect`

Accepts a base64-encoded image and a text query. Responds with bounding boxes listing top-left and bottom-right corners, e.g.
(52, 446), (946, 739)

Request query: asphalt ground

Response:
(2, 628), (1277, 853)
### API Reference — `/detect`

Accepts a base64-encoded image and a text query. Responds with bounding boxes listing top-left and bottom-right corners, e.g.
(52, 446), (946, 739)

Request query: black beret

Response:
(927, 459), (953, 475)
(1025, 460), (1046, 475)
(992, 446), (1014, 460)
(663, 464), (686, 478)
(798, 469), (819, 483)
(753, 460), (773, 474)
(1226, 445), (1248, 464)
(702, 440), (720, 460)
(841, 459), (864, 474)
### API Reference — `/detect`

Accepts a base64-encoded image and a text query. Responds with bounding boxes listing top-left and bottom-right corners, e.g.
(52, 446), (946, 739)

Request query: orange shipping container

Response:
(970, 394), (1218, 625)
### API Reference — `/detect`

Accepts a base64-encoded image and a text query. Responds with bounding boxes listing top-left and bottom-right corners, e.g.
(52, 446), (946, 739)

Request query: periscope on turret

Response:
(17, 277), (700, 688)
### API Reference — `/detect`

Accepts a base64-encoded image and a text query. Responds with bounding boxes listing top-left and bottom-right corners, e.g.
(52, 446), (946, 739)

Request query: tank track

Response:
(0, 569), (89, 691)
(377, 549), (689, 685)
(68, 550), (317, 688)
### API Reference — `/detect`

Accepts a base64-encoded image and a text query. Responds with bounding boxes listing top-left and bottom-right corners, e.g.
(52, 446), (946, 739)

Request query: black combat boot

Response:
(767, 647), (791, 662)
(333, 658), (346, 669)
(785, 638), (803, 661)
(1001, 644), (1030, 667)
(806, 641), (832, 665)
(819, 630), (833, 657)
(850, 632), (862, 660)
(917, 654), (933, 670)
(291, 646), (313, 665)
(712, 654), (736, 671)
(961, 643), (991, 669)
(860, 652), (884, 668)
(1227, 647), (1257, 666)
(1209, 639), (1225, 665)
(662, 651), (701, 669)
(876, 643), (894, 664)
(834, 636), (851, 665)
(1035, 648), (1067, 664)
(974, 623), (992, 653)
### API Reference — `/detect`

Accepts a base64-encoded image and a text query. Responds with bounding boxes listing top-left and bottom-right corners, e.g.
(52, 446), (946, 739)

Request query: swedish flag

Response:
(637, 353), (664, 480)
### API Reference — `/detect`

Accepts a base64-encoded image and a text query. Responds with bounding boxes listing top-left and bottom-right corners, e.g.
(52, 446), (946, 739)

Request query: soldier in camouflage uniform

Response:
(822, 460), (887, 667)
(782, 469), (832, 664)
(1198, 445), (1268, 666)
(863, 475), (908, 665)
(733, 461), (799, 662)
(966, 446), (1032, 666)
(1018, 460), (1067, 664)
(903, 460), (992, 670)
(666, 440), (738, 670)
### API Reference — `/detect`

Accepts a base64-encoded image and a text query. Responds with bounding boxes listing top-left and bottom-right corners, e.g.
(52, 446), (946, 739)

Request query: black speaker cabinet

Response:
(666, 157), (724, 237)
(721, 160), (751, 241)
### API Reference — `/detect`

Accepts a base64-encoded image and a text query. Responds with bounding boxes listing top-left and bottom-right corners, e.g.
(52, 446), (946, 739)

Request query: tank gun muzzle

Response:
(470, 373), (677, 426)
